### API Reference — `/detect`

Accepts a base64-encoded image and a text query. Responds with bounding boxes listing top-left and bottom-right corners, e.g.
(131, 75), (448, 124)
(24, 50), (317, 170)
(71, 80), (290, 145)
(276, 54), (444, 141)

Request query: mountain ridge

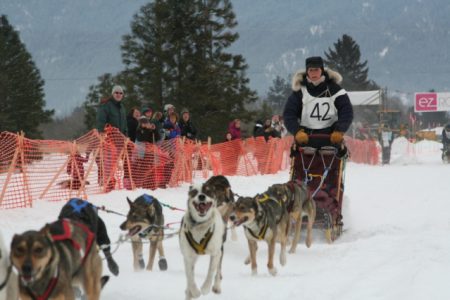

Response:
(1, 0), (449, 115)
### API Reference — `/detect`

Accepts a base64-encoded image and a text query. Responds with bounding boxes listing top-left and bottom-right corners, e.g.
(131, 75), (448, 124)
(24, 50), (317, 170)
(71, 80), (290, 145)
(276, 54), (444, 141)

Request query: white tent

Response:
(348, 90), (381, 106)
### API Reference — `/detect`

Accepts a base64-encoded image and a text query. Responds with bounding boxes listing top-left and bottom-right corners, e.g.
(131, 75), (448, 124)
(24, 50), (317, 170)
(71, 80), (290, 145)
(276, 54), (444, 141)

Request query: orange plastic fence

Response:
(0, 129), (378, 209)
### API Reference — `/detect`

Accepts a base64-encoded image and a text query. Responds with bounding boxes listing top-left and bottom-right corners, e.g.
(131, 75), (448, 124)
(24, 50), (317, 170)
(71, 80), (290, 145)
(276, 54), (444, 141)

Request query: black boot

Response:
(104, 249), (119, 276)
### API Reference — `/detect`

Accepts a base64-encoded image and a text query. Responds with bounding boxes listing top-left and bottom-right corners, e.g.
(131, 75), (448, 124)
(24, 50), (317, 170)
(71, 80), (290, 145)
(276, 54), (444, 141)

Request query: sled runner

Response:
(290, 134), (348, 242)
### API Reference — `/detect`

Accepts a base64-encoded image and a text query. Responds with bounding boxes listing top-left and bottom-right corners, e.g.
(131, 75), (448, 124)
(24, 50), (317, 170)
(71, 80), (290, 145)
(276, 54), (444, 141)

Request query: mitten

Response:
(330, 131), (344, 144)
(295, 129), (309, 144)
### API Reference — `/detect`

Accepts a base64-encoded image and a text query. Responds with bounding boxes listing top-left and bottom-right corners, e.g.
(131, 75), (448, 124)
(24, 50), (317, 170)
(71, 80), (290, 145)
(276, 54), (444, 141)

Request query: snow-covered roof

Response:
(348, 90), (381, 106)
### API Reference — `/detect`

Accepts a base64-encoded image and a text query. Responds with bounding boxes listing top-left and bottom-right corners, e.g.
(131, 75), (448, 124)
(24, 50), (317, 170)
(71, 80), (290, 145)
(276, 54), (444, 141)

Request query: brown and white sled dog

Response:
(179, 183), (226, 300)
(266, 181), (316, 253)
(0, 230), (18, 300)
(203, 175), (237, 240)
(120, 194), (167, 271)
(230, 192), (289, 276)
(10, 219), (102, 300)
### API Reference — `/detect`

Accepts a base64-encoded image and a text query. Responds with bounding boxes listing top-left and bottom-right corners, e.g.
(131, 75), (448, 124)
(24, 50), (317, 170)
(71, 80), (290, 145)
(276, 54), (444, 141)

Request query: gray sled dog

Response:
(230, 192), (289, 276)
(120, 194), (168, 271)
(266, 181), (316, 253)
(179, 183), (226, 300)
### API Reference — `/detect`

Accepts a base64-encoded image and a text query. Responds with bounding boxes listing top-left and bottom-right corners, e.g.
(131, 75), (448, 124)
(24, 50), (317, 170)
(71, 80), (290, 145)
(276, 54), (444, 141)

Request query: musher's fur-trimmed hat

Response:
(305, 56), (324, 70)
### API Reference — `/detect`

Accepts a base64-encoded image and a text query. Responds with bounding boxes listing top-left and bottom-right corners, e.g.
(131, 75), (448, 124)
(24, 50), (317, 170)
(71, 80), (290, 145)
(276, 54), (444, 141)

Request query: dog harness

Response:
(184, 225), (215, 255)
(25, 269), (59, 300)
(256, 193), (282, 206)
(68, 198), (89, 213)
(50, 219), (95, 268)
(246, 220), (269, 240)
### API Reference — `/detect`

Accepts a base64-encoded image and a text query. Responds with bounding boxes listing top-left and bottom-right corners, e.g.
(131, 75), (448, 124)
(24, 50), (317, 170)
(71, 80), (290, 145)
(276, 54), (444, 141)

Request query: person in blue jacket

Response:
(283, 56), (353, 145)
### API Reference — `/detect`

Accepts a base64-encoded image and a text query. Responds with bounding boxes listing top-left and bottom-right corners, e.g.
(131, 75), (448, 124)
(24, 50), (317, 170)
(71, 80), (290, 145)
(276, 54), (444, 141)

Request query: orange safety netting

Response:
(0, 129), (379, 209)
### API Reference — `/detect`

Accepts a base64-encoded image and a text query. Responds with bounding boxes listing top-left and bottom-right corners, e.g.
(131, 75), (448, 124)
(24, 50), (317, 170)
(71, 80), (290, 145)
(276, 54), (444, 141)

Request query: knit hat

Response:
(164, 104), (175, 112)
(111, 85), (124, 95)
(138, 116), (149, 124)
(142, 107), (153, 115)
(305, 56), (324, 70)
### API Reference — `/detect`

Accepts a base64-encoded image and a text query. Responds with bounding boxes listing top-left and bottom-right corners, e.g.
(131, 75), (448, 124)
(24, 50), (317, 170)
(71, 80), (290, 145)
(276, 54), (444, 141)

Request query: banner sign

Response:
(414, 92), (450, 112)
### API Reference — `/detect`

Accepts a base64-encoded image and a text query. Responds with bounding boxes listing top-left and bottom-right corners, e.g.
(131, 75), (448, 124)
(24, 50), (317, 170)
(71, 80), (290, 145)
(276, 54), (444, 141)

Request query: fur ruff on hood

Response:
(291, 68), (343, 92)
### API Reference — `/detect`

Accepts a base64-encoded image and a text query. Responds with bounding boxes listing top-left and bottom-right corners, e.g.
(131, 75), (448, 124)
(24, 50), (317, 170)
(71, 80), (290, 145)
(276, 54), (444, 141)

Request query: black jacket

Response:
(283, 68), (353, 135)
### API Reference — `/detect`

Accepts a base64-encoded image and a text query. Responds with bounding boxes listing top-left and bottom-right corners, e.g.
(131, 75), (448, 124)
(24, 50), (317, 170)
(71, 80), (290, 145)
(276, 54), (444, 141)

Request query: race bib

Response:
(300, 87), (343, 129)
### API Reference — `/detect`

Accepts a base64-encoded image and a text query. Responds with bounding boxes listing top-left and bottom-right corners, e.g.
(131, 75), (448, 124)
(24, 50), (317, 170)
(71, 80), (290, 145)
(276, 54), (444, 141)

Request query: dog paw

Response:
(138, 258), (145, 270)
(251, 268), (257, 276)
(212, 284), (222, 294)
(188, 286), (201, 299)
(158, 257), (168, 271)
(244, 256), (250, 265)
(288, 248), (296, 254)
(280, 255), (286, 266)
(200, 285), (211, 295)
(268, 267), (277, 276)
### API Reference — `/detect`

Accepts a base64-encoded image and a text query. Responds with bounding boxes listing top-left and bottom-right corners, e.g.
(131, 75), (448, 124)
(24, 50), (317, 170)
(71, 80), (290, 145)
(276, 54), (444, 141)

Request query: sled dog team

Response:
(1, 175), (316, 300)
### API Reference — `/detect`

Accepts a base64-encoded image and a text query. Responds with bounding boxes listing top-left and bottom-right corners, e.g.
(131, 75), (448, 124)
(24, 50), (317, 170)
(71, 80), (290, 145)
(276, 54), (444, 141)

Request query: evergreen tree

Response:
(266, 75), (291, 114)
(0, 15), (53, 138)
(120, 0), (257, 141)
(324, 34), (379, 91)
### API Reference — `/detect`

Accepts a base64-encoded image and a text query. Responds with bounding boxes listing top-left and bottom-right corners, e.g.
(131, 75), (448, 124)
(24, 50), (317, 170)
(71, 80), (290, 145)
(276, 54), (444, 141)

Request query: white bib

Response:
(300, 87), (345, 129)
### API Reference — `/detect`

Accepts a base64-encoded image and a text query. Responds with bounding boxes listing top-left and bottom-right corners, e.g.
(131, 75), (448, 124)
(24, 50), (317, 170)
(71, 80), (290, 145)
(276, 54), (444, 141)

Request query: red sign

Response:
(415, 93), (437, 112)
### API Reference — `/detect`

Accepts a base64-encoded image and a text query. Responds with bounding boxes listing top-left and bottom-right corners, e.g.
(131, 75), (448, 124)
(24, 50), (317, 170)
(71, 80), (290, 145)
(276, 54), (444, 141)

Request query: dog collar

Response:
(184, 225), (215, 255)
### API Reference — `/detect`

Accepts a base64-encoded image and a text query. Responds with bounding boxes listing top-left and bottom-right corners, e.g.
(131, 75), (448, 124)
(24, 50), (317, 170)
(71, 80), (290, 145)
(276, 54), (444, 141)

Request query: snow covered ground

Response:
(1, 138), (449, 300)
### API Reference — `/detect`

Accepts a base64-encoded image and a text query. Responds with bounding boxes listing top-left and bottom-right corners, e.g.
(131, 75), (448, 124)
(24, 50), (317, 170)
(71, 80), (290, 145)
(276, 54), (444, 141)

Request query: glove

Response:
(330, 131), (344, 144)
(295, 129), (309, 144)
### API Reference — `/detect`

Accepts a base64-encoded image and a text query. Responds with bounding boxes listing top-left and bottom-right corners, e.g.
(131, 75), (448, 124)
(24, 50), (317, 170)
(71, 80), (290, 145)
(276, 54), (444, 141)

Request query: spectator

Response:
(254, 119), (280, 142)
(271, 114), (287, 137)
(442, 124), (450, 147)
(283, 56), (353, 145)
(96, 85), (128, 135)
(378, 124), (393, 165)
(134, 116), (160, 188)
(179, 109), (198, 141)
(228, 119), (241, 140)
(253, 120), (264, 137)
(66, 151), (88, 190)
(152, 111), (166, 142)
(136, 116), (160, 146)
(163, 103), (176, 120)
(126, 107), (141, 142)
(142, 107), (153, 120)
(225, 132), (233, 142)
(163, 112), (181, 140)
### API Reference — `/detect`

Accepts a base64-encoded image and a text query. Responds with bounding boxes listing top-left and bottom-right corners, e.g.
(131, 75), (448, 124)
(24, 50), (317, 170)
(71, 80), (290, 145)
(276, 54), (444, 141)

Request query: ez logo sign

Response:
(415, 93), (437, 112)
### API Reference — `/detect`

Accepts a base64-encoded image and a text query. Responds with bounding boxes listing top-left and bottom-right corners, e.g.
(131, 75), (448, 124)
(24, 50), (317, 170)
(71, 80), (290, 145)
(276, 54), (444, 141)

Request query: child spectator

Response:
(163, 112), (181, 140)
(126, 107), (141, 142)
(66, 151), (88, 190)
(179, 109), (197, 141)
(228, 119), (241, 140)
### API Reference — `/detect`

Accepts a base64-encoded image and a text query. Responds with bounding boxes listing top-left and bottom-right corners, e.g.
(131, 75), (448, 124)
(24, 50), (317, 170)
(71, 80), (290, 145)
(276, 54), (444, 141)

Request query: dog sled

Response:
(290, 134), (348, 242)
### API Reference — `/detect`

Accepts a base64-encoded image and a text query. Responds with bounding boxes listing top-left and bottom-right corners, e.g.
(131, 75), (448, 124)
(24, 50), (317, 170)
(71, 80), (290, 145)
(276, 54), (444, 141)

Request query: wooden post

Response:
(18, 132), (32, 207)
(0, 135), (20, 207)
